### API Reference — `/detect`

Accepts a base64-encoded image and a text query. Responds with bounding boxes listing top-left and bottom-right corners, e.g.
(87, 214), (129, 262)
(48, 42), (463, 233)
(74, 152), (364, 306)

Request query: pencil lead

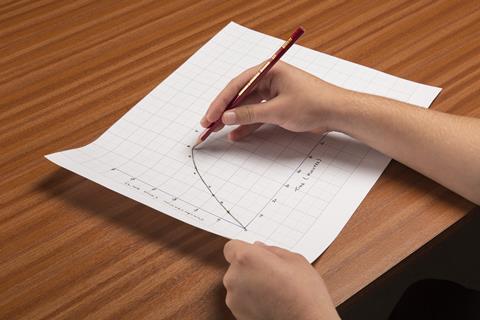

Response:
(194, 137), (203, 149)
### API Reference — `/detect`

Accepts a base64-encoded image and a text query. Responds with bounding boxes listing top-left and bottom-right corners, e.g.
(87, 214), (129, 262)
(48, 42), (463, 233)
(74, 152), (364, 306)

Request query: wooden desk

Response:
(1, 1), (478, 318)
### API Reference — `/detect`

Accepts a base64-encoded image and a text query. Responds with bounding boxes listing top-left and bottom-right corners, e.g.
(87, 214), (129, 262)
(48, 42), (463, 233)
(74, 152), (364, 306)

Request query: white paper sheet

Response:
(46, 22), (441, 262)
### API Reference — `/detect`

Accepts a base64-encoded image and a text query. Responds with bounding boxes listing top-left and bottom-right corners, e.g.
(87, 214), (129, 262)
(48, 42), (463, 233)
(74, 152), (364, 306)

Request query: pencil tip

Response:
(193, 138), (202, 149)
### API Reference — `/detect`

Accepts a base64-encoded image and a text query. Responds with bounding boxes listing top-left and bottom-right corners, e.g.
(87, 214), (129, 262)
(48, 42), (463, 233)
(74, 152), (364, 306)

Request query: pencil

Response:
(196, 26), (305, 145)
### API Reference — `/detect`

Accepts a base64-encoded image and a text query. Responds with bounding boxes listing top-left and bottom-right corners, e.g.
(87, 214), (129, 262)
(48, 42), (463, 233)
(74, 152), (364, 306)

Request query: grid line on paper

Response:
(244, 135), (327, 228)
(292, 167), (365, 247)
(191, 145), (247, 230)
(109, 167), (245, 228)
(71, 32), (272, 230)
(83, 139), (278, 205)
(267, 141), (370, 247)
(132, 30), (268, 202)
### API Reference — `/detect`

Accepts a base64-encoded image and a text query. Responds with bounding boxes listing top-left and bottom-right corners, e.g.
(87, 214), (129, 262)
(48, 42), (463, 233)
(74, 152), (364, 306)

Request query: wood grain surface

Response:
(1, 0), (479, 319)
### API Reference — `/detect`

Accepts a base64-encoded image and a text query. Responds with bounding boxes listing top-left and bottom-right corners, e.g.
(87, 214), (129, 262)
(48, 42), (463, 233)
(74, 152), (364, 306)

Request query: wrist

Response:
(317, 86), (361, 134)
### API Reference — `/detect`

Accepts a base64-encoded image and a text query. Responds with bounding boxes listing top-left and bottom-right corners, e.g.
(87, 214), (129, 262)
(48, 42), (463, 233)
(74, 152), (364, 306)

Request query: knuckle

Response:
(243, 106), (255, 123)
(227, 78), (236, 87)
(273, 60), (285, 73)
(222, 271), (233, 289)
(234, 248), (251, 265)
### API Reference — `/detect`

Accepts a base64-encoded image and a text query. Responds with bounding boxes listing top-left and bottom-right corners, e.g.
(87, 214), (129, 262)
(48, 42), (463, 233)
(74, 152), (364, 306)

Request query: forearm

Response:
(331, 91), (480, 205)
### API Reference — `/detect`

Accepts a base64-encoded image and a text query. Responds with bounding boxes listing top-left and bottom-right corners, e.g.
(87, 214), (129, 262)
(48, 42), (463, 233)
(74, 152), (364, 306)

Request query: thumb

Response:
(222, 98), (282, 126)
(254, 241), (299, 260)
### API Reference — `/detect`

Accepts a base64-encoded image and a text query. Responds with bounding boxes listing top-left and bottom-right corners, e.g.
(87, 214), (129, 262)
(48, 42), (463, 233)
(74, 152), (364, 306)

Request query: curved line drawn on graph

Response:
(191, 145), (247, 231)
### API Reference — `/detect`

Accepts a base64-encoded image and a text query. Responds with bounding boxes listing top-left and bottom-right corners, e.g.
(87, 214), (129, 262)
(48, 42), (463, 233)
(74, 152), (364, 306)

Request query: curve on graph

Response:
(191, 145), (247, 230)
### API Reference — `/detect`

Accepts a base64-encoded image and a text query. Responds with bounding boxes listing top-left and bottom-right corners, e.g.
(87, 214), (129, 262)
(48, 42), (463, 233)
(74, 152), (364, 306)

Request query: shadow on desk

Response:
(38, 168), (233, 318)
(338, 206), (480, 320)
(38, 168), (230, 268)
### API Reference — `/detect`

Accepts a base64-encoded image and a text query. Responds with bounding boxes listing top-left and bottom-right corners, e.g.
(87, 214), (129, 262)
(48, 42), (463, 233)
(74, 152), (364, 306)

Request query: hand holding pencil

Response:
(197, 27), (304, 145)
(199, 55), (351, 142)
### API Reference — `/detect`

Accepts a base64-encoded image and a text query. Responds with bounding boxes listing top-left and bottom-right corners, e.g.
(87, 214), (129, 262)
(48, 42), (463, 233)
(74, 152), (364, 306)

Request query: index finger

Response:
(202, 66), (259, 126)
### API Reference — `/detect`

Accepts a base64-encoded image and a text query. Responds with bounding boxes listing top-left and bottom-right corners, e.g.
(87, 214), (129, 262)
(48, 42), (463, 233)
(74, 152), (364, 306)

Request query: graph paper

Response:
(46, 22), (441, 262)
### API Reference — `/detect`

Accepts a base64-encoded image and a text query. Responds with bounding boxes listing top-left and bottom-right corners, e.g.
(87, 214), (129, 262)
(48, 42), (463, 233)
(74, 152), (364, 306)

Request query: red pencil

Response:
(196, 26), (305, 145)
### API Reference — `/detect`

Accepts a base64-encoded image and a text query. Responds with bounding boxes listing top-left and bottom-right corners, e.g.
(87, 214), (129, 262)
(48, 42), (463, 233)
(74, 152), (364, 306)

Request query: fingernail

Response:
(200, 116), (209, 126)
(223, 111), (236, 125)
